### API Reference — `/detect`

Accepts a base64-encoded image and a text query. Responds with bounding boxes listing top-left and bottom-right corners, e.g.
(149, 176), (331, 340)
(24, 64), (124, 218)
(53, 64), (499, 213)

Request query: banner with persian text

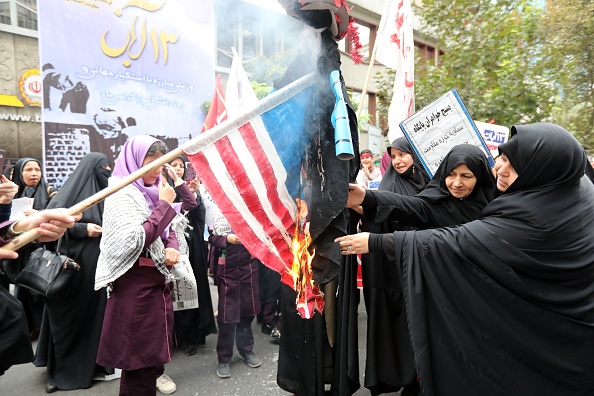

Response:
(38, 0), (214, 187)
(399, 89), (495, 178)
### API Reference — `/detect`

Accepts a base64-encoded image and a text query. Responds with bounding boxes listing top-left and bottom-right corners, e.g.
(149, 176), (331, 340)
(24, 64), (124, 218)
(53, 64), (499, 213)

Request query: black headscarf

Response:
(380, 122), (594, 395)
(165, 154), (188, 203)
(418, 144), (495, 205)
(498, 123), (586, 193)
(12, 158), (54, 210)
(46, 153), (111, 225)
(2, 164), (14, 180)
(378, 137), (429, 195)
(370, 144), (496, 228)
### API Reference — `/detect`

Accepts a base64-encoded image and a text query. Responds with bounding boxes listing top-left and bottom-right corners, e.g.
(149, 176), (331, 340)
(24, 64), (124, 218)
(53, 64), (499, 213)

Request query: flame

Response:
(288, 199), (325, 319)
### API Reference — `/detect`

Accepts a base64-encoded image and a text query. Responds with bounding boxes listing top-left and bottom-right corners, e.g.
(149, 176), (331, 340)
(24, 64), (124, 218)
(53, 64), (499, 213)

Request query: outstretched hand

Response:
(347, 183), (366, 208)
(335, 232), (370, 255)
(13, 208), (81, 243)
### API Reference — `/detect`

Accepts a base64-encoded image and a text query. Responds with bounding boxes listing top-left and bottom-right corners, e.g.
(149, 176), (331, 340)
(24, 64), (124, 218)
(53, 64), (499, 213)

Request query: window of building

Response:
(414, 41), (443, 65)
(0, 0), (37, 34)
(17, 3), (36, 30)
(214, 0), (301, 73)
(241, 12), (258, 60)
(0, 2), (11, 25)
(355, 21), (371, 60)
(343, 18), (375, 62)
(351, 90), (380, 131)
(19, 0), (35, 11)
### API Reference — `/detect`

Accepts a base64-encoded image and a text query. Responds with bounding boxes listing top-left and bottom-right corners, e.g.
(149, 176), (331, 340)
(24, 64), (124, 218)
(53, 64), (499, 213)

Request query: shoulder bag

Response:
(15, 237), (80, 298)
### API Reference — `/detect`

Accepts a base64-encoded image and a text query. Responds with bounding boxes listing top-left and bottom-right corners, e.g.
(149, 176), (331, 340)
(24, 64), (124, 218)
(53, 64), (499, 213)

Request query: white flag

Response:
(375, 0), (415, 141)
(375, 0), (400, 70)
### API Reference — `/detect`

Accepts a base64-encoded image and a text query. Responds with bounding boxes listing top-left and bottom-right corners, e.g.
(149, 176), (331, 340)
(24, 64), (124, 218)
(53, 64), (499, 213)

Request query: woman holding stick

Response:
(0, 210), (79, 377)
(94, 135), (181, 395)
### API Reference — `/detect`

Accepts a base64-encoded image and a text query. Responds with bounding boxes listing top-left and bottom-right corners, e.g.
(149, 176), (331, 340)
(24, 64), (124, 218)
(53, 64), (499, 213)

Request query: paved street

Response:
(1, 285), (395, 395)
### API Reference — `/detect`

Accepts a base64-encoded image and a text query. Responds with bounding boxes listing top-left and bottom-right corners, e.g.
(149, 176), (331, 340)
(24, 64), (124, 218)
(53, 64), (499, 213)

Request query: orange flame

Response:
(288, 199), (324, 318)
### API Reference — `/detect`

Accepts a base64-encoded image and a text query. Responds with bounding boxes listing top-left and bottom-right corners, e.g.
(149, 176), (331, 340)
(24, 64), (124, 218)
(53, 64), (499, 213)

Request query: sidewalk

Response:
(1, 285), (387, 395)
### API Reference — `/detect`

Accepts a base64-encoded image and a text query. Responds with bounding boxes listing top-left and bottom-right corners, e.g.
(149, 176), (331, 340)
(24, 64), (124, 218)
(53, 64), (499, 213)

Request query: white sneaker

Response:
(156, 373), (176, 394)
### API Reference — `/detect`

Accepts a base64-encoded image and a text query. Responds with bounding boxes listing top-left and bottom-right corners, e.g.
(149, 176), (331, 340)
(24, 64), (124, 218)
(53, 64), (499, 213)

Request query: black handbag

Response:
(0, 258), (21, 283)
(15, 238), (80, 298)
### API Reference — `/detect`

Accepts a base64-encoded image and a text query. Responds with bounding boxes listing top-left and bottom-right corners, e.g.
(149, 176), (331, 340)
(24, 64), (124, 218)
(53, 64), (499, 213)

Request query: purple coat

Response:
(96, 201), (178, 370)
(210, 235), (260, 324)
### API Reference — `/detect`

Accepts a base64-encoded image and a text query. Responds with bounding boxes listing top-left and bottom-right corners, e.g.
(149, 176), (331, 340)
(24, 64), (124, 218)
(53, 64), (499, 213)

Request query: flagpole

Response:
(355, 49), (377, 122)
(357, 0), (396, 126)
(5, 71), (318, 251)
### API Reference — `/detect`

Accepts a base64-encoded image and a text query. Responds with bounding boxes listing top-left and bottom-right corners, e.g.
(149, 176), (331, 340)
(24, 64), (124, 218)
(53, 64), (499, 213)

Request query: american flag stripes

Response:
(184, 50), (298, 287)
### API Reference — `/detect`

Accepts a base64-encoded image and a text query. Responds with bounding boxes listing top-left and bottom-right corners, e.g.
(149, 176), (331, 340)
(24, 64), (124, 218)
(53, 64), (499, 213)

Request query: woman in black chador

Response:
(360, 138), (429, 396)
(350, 144), (494, 396)
(35, 153), (113, 392)
(338, 123), (594, 395)
(350, 144), (496, 230)
(10, 158), (58, 339)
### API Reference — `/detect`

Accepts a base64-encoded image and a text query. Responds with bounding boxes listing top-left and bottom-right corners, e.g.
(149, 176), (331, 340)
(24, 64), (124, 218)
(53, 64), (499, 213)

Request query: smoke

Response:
(214, 0), (320, 86)
(299, 25), (324, 67)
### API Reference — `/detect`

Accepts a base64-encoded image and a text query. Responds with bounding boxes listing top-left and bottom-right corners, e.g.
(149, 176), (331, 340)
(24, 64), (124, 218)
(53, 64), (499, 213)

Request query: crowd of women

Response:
(1, 121), (593, 395)
(0, 133), (287, 394)
(339, 122), (594, 395)
(0, 136), (266, 394)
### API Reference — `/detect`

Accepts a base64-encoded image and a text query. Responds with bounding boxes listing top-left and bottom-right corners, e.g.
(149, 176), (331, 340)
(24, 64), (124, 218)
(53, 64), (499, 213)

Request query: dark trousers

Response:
(261, 301), (279, 329)
(216, 316), (254, 363)
(119, 365), (163, 396)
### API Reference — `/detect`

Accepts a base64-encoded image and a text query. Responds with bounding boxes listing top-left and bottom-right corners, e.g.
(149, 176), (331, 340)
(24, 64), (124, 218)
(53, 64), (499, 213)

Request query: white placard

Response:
(399, 89), (494, 177)
(474, 120), (509, 157)
(367, 124), (383, 155)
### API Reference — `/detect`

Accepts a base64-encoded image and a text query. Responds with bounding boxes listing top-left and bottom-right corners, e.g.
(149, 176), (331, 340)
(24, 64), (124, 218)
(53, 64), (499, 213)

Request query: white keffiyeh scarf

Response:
(170, 212), (189, 256)
(94, 182), (175, 294)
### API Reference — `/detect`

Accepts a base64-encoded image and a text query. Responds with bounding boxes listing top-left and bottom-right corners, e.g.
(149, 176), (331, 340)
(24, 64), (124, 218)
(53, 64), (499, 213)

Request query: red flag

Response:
(185, 50), (297, 288)
(200, 74), (227, 132)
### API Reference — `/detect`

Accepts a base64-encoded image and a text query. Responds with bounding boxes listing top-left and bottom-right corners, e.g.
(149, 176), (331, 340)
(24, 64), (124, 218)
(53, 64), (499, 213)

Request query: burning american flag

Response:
(184, 50), (324, 317)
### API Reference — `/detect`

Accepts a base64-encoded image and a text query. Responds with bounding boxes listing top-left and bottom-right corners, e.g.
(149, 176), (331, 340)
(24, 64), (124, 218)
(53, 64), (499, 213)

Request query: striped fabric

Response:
(184, 51), (297, 286)
(95, 181), (173, 292)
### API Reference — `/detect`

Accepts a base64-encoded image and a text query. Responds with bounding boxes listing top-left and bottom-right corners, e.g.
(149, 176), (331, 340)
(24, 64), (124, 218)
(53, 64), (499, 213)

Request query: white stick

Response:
(356, 50), (377, 122)
(5, 71), (318, 251)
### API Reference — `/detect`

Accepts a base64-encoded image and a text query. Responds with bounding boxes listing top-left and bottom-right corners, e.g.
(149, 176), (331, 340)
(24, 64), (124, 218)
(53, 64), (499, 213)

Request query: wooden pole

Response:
(356, 50), (377, 122)
(5, 71), (318, 251)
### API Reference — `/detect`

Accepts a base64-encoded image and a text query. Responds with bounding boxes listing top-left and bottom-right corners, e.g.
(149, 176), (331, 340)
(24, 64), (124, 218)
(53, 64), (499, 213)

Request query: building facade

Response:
(0, 0), (441, 159)
(0, 0), (39, 159)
